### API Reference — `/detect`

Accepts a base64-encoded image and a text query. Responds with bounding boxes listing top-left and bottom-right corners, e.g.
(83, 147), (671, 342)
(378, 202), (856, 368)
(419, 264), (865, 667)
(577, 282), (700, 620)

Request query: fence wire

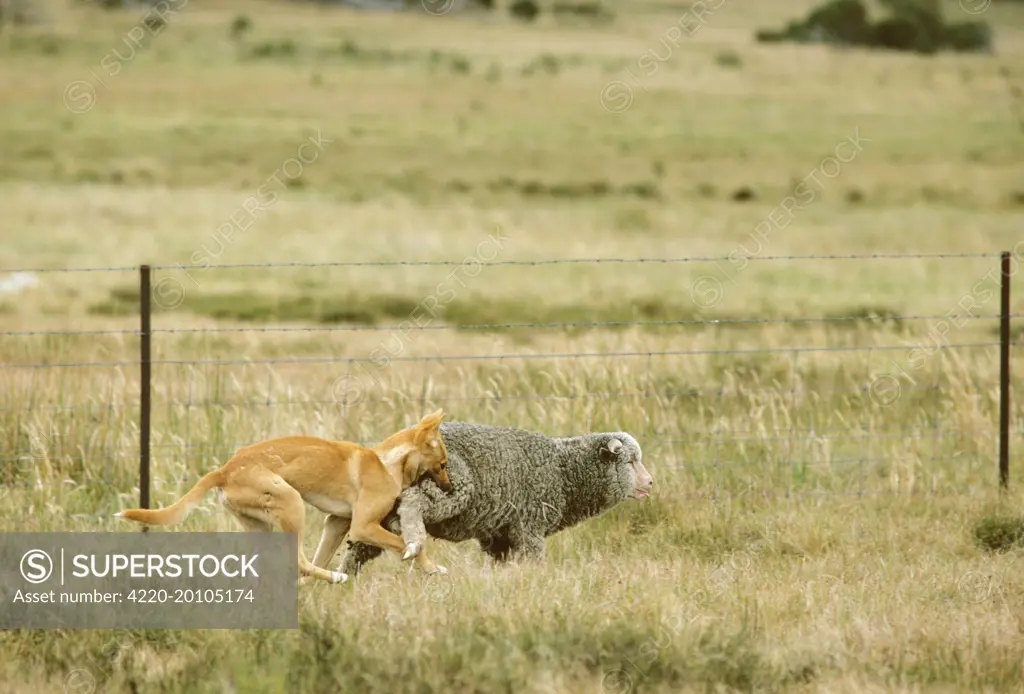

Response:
(0, 254), (1019, 502)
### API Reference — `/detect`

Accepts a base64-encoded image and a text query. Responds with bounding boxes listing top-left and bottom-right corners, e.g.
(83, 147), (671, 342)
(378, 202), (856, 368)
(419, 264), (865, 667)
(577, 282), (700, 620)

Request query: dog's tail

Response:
(116, 470), (224, 526)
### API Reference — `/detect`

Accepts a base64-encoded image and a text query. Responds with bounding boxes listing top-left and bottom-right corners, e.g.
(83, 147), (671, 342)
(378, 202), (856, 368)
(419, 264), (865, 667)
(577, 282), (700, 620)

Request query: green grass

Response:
(973, 514), (1024, 551)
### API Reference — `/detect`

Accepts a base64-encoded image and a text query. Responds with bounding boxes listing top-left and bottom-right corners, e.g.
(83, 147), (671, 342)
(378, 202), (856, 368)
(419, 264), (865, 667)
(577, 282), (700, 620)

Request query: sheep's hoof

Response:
(402, 542), (421, 560)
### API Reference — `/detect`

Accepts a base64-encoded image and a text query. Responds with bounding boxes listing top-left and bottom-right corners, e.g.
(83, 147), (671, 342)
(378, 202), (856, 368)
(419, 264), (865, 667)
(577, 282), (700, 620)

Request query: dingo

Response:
(115, 410), (451, 584)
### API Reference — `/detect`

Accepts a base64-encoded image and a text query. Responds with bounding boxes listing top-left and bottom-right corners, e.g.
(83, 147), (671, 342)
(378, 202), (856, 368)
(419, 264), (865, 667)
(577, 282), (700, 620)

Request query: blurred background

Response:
(2, 0), (1024, 502)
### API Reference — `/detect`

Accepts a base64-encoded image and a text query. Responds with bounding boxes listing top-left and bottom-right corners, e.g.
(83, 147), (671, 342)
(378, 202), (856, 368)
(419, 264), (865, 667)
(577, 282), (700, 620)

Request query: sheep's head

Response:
(599, 434), (653, 501)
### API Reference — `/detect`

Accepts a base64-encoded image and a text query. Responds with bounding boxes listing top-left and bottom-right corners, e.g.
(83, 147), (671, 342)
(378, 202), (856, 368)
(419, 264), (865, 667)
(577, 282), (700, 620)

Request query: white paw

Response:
(433, 565), (448, 576)
(331, 571), (349, 584)
(402, 542), (421, 560)
(112, 512), (123, 518)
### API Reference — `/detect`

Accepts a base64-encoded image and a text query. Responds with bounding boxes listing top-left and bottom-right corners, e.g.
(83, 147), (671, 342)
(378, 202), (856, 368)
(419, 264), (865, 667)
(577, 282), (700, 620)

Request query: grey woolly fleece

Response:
(339, 420), (649, 575)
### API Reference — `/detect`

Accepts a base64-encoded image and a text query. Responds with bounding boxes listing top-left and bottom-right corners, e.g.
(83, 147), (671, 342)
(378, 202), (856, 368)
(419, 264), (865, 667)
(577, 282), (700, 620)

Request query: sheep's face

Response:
(599, 434), (653, 501)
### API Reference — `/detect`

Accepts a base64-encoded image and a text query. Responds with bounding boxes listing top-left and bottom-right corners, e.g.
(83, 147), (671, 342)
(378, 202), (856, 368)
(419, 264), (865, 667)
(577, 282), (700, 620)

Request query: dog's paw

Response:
(402, 542), (421, 560)
(330, 571), (349, 584)
(431, 564), (449, 576)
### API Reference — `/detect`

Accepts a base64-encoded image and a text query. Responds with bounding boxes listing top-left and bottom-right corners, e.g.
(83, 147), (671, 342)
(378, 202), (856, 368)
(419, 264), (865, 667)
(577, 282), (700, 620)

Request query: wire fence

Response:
(1, 251), (1020, 505)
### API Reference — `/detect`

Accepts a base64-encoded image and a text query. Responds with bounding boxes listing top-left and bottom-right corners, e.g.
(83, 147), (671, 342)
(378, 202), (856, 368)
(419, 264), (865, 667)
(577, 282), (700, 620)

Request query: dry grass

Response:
(3, 0), (1024, 691)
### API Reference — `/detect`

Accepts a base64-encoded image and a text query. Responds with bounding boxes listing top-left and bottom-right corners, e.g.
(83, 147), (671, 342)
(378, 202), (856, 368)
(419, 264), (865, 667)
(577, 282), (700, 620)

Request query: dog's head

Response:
(402, 409), (452, 492)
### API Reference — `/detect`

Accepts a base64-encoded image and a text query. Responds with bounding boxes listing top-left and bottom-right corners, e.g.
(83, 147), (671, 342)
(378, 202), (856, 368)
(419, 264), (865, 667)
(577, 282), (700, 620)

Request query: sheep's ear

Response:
(600, 437), (623, 462)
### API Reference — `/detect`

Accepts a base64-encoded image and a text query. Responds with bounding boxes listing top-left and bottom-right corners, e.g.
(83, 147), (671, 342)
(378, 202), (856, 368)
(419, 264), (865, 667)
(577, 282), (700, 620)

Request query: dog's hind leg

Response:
(273, 488), (349, 584)
(235, 515), (273, 532)
(222, 474), (348, 585)
(311, 514), (351, 569)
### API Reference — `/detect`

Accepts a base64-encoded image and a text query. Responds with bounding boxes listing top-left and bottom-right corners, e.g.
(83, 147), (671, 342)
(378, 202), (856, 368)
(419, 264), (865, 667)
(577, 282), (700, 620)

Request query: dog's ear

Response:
(414, 409), (444, 442)
(418, 409), (444, 432)
(599, 437), (623, 462)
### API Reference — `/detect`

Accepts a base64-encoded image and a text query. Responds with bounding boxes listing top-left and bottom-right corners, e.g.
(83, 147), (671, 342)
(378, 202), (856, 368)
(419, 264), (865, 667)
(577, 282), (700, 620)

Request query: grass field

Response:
(4, 0), (1024, 690)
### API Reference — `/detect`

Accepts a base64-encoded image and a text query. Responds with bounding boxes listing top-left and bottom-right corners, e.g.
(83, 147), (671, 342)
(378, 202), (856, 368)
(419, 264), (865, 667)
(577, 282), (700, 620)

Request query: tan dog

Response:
(115, 410), (452, 584)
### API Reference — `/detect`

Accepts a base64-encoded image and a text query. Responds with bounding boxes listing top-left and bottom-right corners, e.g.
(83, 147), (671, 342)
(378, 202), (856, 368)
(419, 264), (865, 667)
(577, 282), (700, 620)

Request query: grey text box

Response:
(0, 532), (298, 629)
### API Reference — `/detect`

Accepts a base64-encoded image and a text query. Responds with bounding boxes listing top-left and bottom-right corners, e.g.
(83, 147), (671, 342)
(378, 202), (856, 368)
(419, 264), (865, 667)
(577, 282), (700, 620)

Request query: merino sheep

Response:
(311, 420), (653, 577)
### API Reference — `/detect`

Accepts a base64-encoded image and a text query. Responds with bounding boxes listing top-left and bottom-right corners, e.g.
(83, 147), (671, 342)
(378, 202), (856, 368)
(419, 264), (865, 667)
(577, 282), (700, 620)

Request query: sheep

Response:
(314, 420), (653, 577)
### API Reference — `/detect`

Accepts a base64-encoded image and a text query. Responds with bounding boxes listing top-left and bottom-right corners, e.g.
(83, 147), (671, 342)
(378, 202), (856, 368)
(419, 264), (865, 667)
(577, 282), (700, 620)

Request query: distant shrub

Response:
(229, 15), (252, 41)
(695, 182), (717, 199)
(715, 50), (742, 68)
(755, 0), (992, 55)
(84, 0), (123, 10)
(521, 53), (561, 76)
(331, 40), (404, 64)
(974, 515), (1024, 552)
(845, 188), (865, 204)
(143, 14), (166, 32)
(943, 21), (993, 52)
(620, 181), (661, 200)
(552, 1), (613, 23)
(245, 39), (298, 60)
(475, 177), (659, 201)
(510, 0), (539, 22)
(449, 55), (472, 73)
(756, 0), (874, 46)
(732, 186), (756, 202)
(426, 49), (473, 73)
(411, 0), (495, 10)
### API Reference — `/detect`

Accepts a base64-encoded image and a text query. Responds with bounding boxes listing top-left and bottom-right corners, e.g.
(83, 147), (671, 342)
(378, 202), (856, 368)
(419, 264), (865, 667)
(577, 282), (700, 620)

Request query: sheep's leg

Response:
(396, 491), (430, 551)
(507, 527), (546, 563)
(479, 534), (513, 562)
